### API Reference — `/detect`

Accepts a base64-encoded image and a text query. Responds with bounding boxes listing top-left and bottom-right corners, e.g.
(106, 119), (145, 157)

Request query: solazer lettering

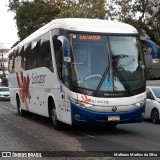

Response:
(32, 73), (46, 84)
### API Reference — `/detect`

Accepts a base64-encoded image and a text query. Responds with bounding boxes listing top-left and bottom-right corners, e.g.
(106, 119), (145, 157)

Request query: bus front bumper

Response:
(71, 103), (145, 125)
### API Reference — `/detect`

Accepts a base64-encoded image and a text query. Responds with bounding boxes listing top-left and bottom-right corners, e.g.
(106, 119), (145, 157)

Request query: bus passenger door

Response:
(58, 85), (71, 125)
(54, 35), (72, 124)
(57, 58), (72, 124)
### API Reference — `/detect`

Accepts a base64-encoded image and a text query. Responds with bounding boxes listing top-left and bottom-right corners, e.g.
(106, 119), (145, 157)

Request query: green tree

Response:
(78, 0), (106, 19)
(9, 0), (61, 40)
(132, 0), (160, 45)
(107, 0), (135, 21)
(9, 0), (107, 40)
(56, 0), (107, 19)
(107, 0), (160, 45)
(55, 0), (82, 18)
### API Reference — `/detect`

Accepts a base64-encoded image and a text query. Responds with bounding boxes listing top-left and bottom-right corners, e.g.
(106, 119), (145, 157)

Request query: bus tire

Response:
(17, 96), (25, 117)
(49, 100), (63, 130)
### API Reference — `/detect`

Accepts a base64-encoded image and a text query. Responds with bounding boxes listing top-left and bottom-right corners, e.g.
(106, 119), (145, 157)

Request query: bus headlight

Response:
(134, 100), (145, 107)
(70, 98), (93, 109)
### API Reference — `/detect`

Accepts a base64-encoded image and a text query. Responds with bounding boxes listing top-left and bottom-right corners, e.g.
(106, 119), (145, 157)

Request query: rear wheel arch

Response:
(16, 93), (26, 117)
(48, 96), (63, 130)
(16, 93), (20, 115)
(48, 96), (55, 118)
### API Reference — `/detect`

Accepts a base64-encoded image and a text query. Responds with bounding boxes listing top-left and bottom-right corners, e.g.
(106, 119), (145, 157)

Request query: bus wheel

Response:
(17, 96), (25, 117)
(50, 101), (63, 130)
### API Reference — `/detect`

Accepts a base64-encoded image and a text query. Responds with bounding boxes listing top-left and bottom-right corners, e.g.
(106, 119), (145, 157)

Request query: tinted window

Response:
(152, 88), (160, 98)
(24, 43), (32, 70)
(8, 53), (15, 73)
(146, 89), (154, 99)
(9, 32), (53, 72)
(0, 88), (9, 91)
(40, 32), (53, 71)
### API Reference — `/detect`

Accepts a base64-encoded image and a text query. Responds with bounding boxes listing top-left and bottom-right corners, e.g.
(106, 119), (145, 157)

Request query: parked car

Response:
(145, 86), (160, 123)
(0, 86), (10, 101)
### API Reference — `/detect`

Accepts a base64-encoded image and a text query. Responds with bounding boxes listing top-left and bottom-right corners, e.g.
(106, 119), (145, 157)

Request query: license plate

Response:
(108, 116), (120, 121)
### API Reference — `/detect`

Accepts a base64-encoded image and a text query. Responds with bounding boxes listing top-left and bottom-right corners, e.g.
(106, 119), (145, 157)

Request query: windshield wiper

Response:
(93, 66), (110, 96)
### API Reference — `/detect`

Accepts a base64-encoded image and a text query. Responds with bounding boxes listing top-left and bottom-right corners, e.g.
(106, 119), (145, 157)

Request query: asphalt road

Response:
(0, 101), (160, 160)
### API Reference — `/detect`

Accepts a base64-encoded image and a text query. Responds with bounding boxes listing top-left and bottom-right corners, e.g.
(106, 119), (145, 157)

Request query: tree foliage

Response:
(9, 0), (160, 46)
(77, 0), (106, 19)
(9, 0), (107, 40)
(9, 0), (61, 40)
(107, 0), (160, 45)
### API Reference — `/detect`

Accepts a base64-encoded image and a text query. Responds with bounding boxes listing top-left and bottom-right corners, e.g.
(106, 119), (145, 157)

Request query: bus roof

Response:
(50, 18), (138, 34)
(9, 18), (138, 52)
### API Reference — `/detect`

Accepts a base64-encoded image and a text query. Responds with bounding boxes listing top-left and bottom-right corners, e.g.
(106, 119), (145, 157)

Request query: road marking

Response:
(0, 105), (17, 112)
(0, 105), (8, 109)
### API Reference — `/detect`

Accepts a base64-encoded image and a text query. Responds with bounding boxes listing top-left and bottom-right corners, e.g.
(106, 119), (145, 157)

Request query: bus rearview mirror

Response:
(141, 39), (159, 63)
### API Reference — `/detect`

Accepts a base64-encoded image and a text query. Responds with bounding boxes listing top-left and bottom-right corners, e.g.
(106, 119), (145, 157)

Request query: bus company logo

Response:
(81, 95), (91, 103)
(112, 106), (117, 112)
(16, 72), (31, 109)
(104, 93), (123, 97)
(32, 72), (46, 84)
(79, 35), (101, 41)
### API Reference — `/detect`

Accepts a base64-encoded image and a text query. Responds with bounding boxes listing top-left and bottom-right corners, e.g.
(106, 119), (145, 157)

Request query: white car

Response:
(145, 87), (160, 123)
(0, 86), (10, 101)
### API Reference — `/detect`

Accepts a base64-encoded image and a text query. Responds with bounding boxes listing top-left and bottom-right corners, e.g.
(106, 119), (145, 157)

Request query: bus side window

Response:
(19, 46), (25, 71)
(8, 54), (15, 73)
(53, 35), (62, 78)
(14, 46), (25, 72)
(24, 43), (32, 70)
(32, 40), (41, 68)
(11, 51), (16, 73)
(40, 32), (53, 71)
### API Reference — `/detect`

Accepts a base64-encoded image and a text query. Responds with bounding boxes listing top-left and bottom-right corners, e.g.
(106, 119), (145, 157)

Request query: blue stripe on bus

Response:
(71, 103), (145, 125)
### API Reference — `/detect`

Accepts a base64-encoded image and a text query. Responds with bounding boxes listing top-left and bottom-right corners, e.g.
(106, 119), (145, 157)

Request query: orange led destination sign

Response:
(79, 35), (101, 41)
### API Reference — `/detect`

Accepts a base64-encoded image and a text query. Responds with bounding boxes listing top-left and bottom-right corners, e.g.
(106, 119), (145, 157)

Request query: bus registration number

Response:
(108, 116), (120, 121)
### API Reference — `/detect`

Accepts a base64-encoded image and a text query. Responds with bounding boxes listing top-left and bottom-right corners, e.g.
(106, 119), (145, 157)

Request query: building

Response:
(0, 43), (10, 83)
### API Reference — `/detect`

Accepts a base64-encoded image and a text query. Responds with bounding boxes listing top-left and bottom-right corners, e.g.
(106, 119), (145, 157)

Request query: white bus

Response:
(8, 18), (159, 129)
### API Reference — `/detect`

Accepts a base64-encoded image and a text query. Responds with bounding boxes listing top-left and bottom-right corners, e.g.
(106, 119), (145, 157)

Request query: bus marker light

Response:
(75, 114), (80, 120)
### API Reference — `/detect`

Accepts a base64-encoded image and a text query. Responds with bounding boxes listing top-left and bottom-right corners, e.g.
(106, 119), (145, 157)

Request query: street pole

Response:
(2, 52), (4, 76)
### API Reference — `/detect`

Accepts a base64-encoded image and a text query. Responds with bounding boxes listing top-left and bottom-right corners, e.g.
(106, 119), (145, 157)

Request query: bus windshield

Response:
(70, 33), (145, 96)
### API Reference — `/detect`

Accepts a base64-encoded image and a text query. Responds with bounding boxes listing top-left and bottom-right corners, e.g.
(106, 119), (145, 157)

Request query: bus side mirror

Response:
(58, 36), (71, 62)
(141, 39), (159, 63)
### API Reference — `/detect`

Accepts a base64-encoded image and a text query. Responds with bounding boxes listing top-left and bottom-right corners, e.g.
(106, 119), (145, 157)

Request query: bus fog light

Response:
(75, 114), (80, 120)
